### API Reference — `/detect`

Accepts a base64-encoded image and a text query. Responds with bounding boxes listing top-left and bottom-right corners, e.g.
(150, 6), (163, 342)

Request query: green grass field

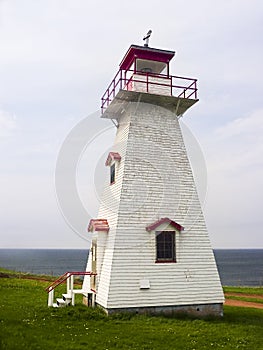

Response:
(223, 286), (263, 295)
(0, 271), (263, 350)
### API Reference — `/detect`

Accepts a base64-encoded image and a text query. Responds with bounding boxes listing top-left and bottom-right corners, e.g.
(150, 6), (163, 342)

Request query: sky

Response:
(0, 0), (262, 249)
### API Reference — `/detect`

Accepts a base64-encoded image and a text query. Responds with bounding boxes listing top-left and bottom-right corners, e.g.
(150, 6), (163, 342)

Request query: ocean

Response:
(0, 249), (262, 286)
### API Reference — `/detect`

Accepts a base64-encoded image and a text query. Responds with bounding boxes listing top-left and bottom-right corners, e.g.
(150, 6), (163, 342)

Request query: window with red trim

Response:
(156, 231), (176, 262)
(110, 163), (115, 184)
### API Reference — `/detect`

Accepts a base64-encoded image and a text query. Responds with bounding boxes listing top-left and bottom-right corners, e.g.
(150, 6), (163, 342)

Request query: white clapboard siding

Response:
(128, 74), (171, 96)
(82, 249), (92, 292)
(94, 101), (224, 310)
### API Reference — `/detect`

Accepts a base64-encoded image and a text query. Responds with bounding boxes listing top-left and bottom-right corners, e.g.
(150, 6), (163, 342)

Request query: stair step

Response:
(62, 293), (72, 300)
(56, 298), (66, 307)
(62, 294), (72, 305)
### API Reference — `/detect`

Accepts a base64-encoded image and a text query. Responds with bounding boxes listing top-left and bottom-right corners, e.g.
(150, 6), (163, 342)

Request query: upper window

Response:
(105, 152), (121, 185)
(110, 163), (115, 185)
(156, 231), (176, 262)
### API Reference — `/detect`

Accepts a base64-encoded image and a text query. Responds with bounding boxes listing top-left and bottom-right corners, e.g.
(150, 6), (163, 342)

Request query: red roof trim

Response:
(88, 219), (109, 233)
(105, 152), (121, 166)
(120, 45), (175, 70)
(146, 217), (184, 232)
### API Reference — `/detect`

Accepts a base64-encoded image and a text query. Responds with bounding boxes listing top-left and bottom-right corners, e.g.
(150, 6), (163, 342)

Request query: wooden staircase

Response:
(45, 271), (96, 308)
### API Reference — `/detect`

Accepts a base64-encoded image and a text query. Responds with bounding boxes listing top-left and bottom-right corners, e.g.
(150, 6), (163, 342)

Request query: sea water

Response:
(0, 249), (262, 286)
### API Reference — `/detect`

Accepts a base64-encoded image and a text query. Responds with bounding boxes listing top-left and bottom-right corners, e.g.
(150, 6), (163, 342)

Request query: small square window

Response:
(110, 163), (115, 184)
(156, 231), (176, 262)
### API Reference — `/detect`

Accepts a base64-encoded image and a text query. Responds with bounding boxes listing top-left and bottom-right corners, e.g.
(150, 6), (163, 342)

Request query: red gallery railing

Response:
(101, 69), (198, 113)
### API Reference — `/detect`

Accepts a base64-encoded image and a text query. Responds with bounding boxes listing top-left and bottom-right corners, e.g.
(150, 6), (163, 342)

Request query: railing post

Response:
(67, 273), (70, 294)
(146, 73), (149, 93)
(92, 292), (95, 308)
(101, 98), (103, 114)
(72, 292), (75, 306)
(48, 289), (54, 307)
(70, 275), (74, 295)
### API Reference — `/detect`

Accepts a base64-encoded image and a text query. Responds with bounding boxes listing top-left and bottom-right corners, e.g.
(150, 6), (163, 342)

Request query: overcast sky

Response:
(0, 0), (262, 249)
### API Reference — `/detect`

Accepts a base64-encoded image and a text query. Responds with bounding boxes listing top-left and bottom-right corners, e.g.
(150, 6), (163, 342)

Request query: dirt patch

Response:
(0, 272), (10, 278)
(225, 292), (263, 300)
(224, 292), (263, 309)
(225, 299), (263, 309)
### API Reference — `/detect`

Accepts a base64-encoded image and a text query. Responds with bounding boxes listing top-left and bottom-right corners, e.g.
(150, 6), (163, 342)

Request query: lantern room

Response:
(119, 45), (175, 76)
(101, 44), (198, 118)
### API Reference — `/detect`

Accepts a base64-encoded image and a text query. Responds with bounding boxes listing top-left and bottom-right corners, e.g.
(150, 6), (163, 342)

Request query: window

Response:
(105, 152), (121, 185)
(110, 163), (115, 184)
(156, 231), (176, 262)
(135, 59), (168, 75)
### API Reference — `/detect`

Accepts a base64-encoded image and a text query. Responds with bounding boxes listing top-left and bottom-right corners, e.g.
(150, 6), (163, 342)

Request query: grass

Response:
(0, 271), (263, 349)
(223, 286), (263, 295)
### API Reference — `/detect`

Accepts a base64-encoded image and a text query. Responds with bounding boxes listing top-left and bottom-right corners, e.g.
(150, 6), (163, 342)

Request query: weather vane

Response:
(143, 30), (152, 47)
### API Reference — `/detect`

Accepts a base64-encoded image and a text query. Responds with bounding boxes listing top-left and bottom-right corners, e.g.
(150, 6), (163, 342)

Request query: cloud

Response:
(213, 110), (263, 172)
(215, 109), (263, 139)
(0, 110), (17, 138)
(202, 109), (263, 247)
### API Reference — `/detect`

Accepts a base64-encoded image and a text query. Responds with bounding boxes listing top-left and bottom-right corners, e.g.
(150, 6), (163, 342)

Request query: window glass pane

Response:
(156, 231), (175, 261)
(136, 59), (168, 75)
(110, 163), (115, 184)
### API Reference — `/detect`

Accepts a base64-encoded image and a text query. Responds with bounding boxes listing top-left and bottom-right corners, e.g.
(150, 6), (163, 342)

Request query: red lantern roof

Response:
(119, 45), (175, 70)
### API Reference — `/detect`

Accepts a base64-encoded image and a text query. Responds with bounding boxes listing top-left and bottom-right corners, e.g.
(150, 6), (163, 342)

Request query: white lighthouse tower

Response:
(83, 39), (224, 316)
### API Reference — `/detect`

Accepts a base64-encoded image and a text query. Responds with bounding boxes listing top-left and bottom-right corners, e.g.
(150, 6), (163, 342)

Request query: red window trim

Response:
(155, 259), (177, 264)
(146, 217), (184, 232)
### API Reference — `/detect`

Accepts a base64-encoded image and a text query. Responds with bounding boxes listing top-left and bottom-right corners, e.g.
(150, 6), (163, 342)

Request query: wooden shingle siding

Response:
(89, 102), (224, 310)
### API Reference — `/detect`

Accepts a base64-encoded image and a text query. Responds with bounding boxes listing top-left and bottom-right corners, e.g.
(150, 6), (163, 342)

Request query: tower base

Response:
(98, 303), (224, 317)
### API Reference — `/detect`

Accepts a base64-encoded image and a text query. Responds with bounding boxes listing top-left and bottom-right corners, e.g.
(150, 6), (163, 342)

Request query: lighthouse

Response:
(82, 38), (224, 316)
